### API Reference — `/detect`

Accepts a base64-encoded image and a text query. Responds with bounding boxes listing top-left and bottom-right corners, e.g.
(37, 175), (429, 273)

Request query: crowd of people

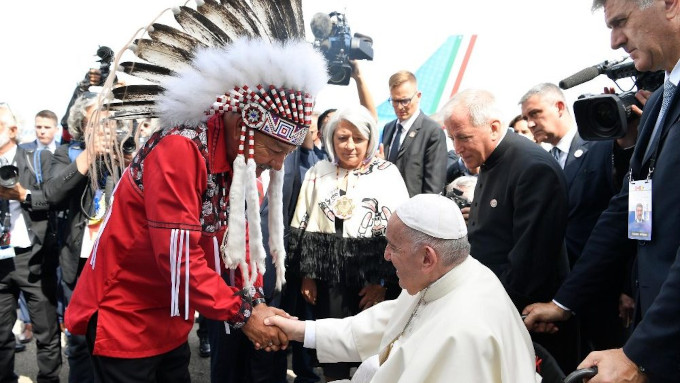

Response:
(2, 0), (680, 382)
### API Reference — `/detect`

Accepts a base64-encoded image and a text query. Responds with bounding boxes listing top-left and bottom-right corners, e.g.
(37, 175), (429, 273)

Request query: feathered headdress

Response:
(103, 0), (328, 291)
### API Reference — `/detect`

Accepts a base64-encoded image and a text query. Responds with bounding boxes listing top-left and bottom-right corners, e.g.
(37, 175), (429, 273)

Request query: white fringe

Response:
(170, 229), (191, 319)
(170, 229), (179, 316)
(267, 167), (286, 291)
(212, 236), (220, 274)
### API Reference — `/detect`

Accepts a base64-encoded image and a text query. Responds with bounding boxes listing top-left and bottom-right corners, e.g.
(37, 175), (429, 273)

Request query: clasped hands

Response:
(241, 303), (305, 352)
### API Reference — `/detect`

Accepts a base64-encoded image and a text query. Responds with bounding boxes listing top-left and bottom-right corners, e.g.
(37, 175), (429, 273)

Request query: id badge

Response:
(628, 180), (652, 240)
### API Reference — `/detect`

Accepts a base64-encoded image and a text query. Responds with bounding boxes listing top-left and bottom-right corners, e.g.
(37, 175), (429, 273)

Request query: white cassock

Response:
(305, 256), (542, 383)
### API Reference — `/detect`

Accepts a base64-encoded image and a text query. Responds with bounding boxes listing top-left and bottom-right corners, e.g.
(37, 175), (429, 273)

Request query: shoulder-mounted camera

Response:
(560, 59), (664, 141)
(310, 12), (374, 86)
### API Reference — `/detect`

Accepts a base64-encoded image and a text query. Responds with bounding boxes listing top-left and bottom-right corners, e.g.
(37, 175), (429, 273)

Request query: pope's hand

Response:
(242, 303), (291, 352)
(264, 315), (306, 343)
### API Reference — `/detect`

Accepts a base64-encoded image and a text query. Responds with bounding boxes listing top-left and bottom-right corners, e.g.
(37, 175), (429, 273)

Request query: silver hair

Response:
(404, 224), (470, 266)
(67, 92), (99, 141)
(446, 175), (478, 198)
(0, 104), (17, 128)
(439, 89), (505, 128)
(323, 104), (379, 165)
(592, 0), (653, 11)
(518, 83), (570, 113)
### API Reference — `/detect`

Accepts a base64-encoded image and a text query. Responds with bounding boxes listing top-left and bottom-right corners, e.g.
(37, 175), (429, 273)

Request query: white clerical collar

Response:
(422, 255), (474, 303)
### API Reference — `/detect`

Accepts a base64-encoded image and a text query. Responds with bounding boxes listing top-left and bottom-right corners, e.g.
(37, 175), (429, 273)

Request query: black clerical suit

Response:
(555, 84), (680, 382)
(0, 145), (61, 383)
(382, 111), (448, 196)
(467, 131), (575, 372)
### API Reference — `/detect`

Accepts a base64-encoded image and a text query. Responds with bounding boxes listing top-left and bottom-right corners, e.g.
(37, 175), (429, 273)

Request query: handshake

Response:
(241, 303), (306, 352)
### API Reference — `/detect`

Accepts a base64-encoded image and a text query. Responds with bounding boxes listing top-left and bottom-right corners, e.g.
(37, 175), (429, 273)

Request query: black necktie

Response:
(388, 123), (403, 163)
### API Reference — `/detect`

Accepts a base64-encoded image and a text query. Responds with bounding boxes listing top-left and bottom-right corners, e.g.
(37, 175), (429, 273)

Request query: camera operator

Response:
(522, 1), (680, 381)
(60, 46), (115, 141)
(41, 92), (113, 383)
(0, 103), (61, 383)
(519, 82), (642, 372)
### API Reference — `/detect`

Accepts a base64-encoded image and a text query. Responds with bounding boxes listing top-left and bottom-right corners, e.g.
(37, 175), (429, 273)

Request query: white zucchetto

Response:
(396, 194), (467, 240)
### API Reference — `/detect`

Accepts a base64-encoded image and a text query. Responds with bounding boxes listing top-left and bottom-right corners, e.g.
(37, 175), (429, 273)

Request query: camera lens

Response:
(592, 99), (619, 128)
(0, 165), (19, 188)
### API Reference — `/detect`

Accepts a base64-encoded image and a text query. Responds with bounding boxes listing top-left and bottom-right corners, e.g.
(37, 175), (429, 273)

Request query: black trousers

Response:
(0, 248), (61, 383)
(62, 277), (95, 383)
(86, 313), (191, 383)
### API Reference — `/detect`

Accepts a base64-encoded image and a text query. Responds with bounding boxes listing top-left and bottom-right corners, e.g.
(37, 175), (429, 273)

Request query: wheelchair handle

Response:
(563, 366), (598, 383)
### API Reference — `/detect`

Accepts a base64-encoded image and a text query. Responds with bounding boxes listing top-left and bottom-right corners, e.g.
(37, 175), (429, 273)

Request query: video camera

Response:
(95, 46), (115, 86)
(444, 188), (471, 209)
(559, 58), (663, 140)
(0, 165), (19, 188)
(310, 11), (374, 86)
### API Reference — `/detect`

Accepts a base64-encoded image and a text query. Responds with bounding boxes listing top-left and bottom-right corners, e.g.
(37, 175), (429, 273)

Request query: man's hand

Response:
(0, 182), (27, 202)
(301, 277), (317, 305)
(578, 348), (648, 383)
(88, 68), (102, 86)
(358, 284), (387, 310)
(241, 303), (291, 352)
(522, 301), (571, 333)
(264, 315), (306, 342)
(460, 206), (470, 222)
(634, 89), (652, 111)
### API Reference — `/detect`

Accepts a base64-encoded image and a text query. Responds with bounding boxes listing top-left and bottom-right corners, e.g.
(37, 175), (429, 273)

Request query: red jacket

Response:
(65, 115), (263, 358)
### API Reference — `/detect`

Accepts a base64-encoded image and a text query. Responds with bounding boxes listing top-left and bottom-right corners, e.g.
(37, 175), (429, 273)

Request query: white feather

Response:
(157, 37), (328, 127)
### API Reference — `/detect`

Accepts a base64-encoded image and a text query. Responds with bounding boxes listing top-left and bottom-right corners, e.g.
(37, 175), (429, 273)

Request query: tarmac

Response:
(12, 316), (323, 383)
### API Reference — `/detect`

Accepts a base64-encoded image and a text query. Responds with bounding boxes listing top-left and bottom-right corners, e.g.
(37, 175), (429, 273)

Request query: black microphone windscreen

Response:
(310, 13), (332, 40)
(559, 66), (601, 89)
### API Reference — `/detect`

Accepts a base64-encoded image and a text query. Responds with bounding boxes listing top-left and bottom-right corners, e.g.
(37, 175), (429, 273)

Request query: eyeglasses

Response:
(389, 91), (419, 107)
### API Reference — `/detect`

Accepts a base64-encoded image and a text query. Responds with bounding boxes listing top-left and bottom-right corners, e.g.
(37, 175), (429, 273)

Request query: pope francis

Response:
(266, 194), (541, 382)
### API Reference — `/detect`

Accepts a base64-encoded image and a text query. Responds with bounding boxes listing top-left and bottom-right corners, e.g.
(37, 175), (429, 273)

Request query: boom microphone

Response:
(310, 12), (332, 40)
(559, 64), (605, 90)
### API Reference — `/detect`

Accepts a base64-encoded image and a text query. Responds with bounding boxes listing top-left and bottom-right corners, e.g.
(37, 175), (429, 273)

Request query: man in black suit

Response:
(523, 0), (680, 381)
(381, 71), (447, 197)
(440, 88), (575, 372)
(521, 82), (636, 360)
(0, 103), (60, 383)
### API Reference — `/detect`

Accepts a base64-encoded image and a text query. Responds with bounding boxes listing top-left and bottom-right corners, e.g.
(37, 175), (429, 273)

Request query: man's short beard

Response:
(0, 131), (10, 148)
